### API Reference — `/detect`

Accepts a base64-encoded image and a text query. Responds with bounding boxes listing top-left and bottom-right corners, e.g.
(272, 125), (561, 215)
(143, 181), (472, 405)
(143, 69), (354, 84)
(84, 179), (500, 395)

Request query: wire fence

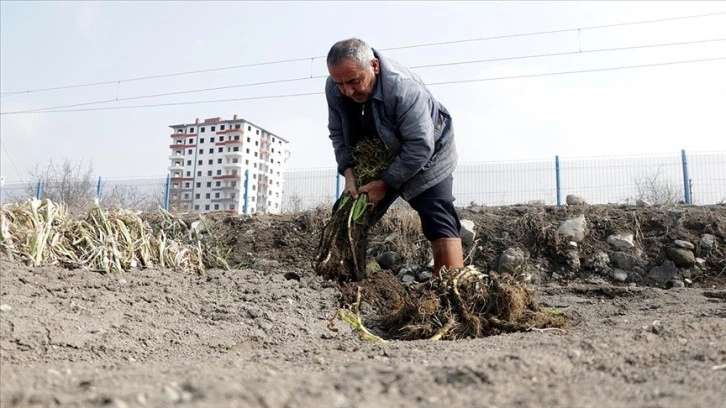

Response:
(2, 150), (724, 213)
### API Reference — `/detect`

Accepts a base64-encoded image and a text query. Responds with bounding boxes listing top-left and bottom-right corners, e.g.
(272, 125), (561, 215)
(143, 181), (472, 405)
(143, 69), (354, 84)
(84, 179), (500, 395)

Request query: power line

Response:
(2, 10), (724, 96)
(3, 56), (722, 115)
(4, 37), (724, 115)
(0, 140), (25, 182)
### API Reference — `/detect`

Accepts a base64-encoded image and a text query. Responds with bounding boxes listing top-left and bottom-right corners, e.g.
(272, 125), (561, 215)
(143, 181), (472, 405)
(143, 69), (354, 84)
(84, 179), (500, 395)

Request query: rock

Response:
(649, 260), (679, 285)
(636, 198), (652, 207)
(611, 251), (647, 271)
(695, 258), (706, 268)
(254, 259), (280, 269)
(566, 195), (587, 206)
(557, 215), (587, 243)
(401, 274), (416, 284)
(700, 234), (717, 250)
(0, 304), (11, 312)
(376, 252), (400, 270)
(585, 275), (607, 285)
(459, 219), (476, 246)
(671, 280), (686, 289)
(667, 209), (685, 219)
(527, 200), (546, 206)
(666, 247), (695, 268)
(673, 240), (694, 250)
(417, 271), (433, 281)
(584, 251), (610, 272)
(498, 248), (526, 274)
(607, 233), (635, 249)
(613, 269), (629, 282)
(566, 250), (581, 272)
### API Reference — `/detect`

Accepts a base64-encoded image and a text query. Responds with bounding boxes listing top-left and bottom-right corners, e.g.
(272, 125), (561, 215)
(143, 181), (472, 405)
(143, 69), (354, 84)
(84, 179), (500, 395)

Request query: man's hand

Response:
(358, 179), (388, 205)
(343, 168), (359, 198)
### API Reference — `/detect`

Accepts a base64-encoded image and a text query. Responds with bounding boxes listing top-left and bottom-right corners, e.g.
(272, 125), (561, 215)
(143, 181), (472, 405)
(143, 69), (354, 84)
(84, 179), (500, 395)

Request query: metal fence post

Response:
(336, 172), (341, 199)
(243, 169), (249, 214)
(36, 178), (43, 200)
(555, 155), (561, 206)
(163, 174), (171, 210)
(96, 176), (102, 204)
(681, 149), (691, 204)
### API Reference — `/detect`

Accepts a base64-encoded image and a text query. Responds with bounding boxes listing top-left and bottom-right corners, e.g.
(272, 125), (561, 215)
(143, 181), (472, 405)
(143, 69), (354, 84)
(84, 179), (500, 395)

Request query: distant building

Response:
(167, 115), (290, 214)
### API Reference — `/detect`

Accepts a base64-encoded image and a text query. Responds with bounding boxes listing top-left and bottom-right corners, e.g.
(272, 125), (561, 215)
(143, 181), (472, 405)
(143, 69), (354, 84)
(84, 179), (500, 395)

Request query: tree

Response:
(632, 167), (684, 205)
(26, 158), (96, 213)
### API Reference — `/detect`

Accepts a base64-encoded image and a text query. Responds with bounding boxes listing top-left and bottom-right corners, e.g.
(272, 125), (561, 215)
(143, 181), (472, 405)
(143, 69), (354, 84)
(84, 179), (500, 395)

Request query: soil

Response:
(1, 203), (725, 407)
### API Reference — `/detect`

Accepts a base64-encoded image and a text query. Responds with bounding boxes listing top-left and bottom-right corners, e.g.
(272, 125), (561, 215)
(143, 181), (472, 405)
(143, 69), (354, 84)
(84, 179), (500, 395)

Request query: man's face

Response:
(328, 57), (379, 103)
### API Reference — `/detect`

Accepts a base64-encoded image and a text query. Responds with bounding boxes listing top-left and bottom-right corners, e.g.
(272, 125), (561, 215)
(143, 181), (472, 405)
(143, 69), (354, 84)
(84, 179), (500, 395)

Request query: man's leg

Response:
(408, 175), (464, 274)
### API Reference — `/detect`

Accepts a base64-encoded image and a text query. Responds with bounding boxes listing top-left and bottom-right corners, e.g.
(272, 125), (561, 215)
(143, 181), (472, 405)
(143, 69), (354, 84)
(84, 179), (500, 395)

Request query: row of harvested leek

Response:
(0, 198), (228, 274)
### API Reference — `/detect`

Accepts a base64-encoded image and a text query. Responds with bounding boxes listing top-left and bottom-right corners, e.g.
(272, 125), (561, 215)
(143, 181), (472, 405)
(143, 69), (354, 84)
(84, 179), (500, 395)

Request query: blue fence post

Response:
(96, 176), (102, 204)
(336, 172), (341, 199)
(36, 178), (43, 200)
(681, 149), (691, 204)
(163, 174), (171, 210)
(243, 169), (249, 214)
(555, 155), (561, 206)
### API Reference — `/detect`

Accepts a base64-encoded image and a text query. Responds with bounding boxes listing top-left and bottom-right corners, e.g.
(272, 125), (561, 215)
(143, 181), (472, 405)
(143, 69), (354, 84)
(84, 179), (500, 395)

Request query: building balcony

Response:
(213, 174), (242, 181)
(216, 128), (244, 135)
(170, 176), (194, 182)
(223, 162), (243, 170)
(169, 143), (196, 149)
(212, 185), (240, 192)
(223, 151), (243, 159)
(211, 197), (237, 203)
(170, 133), (198, 138)
(215, 139), (243, 146)
(168, 164), (185, 172)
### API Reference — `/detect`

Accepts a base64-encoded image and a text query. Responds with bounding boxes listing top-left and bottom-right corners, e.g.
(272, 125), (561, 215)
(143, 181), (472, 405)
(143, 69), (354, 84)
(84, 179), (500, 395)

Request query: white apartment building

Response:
(168, 115), (290, 215)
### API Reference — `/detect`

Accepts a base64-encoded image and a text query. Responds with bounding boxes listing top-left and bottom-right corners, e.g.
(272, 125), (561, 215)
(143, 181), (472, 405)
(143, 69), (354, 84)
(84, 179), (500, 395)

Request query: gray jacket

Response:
(326, 49), (458, 201)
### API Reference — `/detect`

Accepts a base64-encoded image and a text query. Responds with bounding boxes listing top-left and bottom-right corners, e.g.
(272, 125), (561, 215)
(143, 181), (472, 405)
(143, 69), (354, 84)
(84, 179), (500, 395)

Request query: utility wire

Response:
(0, 140), (25, 182)
(4, 37), (724, 115)
(1, 10), (724, 96)
(3, 56), (722, 115)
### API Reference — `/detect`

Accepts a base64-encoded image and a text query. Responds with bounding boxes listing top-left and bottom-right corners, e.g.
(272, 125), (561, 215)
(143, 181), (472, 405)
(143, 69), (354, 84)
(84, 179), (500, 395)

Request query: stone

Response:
(566, 250), (581, 272)
(566, 195), (587, 206)
(695, 258), (706, 268)
(607, 233), (635, 249)
(636, 198), (652, 207)
(584, 251), (610, 272)
(667, 209), (686, 219)
(611, 251), (647, 271)
(0, 304), (11, 312)
(700, 234), (717, 250)
(401, 274), (416, 284)
(666, 247), (695, 268)
(613, 269), (628, 282)
(673, 240), (694, 250)
(649, 260), (679, 285)
(527, 200), (546, 206)
(459, 219), (476, 246)
(671, 280), (686, 289)
(376, 252), (400, 270)
(498, 247), (526, 274)
(417, 271), (433, 281)
(557, 215), (587, 243)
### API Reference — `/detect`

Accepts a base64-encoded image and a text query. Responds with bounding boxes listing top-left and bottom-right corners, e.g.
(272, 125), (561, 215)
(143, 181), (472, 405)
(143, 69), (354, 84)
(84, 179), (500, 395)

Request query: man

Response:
(325, 38), (464, 275)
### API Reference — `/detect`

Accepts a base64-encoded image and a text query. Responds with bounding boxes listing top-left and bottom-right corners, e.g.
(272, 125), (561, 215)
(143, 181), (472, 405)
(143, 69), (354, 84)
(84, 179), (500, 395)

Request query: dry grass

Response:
(0, 198), (228, 274)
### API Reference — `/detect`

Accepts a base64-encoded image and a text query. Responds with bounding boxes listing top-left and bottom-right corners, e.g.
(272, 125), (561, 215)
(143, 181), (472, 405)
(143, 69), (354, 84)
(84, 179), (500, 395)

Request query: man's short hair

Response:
(327, 38), (375, 69)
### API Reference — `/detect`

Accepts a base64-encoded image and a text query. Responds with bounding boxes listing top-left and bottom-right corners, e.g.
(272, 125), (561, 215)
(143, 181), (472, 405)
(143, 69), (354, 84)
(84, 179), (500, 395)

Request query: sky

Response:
(1, 1), (725, 184)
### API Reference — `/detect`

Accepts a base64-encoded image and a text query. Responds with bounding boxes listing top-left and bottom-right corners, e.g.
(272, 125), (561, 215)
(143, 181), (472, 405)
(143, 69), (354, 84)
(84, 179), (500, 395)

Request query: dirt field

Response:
(1, 203), (725, 407)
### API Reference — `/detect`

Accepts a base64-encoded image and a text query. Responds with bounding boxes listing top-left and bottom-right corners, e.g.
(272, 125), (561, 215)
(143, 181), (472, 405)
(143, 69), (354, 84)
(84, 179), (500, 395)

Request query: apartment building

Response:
(167, 115), (290, 215)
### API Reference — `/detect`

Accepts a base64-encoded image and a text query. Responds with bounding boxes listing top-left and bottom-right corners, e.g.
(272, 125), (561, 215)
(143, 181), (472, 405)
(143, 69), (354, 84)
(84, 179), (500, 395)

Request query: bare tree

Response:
(101, 184), (165, 212)
(25, 158), (96, 213)
(632, 167), (684, 205)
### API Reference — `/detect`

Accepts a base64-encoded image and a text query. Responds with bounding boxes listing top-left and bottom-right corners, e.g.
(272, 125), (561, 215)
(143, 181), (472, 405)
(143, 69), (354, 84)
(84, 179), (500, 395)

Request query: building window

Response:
(230, 193), (235, 199)
(255, 141), (259, 146)
(214, 204), (219, 210)
(245, 160), (249, 165)
(200, 138), (205, 144)
(184, 182), (190, 188)
(210, 137), (215, 143)
(205, 204), (210, 210)
(207, 182), (212, 187)
(246, 148), (250, 154)
(230, 204), (235, 210)
(256, 130), (260, 135)
(194, 205), (200, 210)
(219, 136), (224, 141)
(197, 171), (202, 176)
(208, 159), (213, 165)
(177, 129), (183, 133)
(205, 193), (210, 199)
(247, 126), (251, 131)
(254, 152), (258, 157)
(216, 170), (222, 175)
(198, 160), (203, 165)
(195, 194), (200, 199)
(233, 147), (239, 152)
(199, 149), (203, 155)
(220, 125), (225, 130)
(188, 138), (193, 144)
(215, 192), (220, 198)
(217, 158), (222, 164)
(271, 148), (275, 153)
(253, 174), (257, 179)
(209, 148), (213, 154)
(187, 149), (192, 154)
(196, 182), (201, 188)
(207, 171), (212, 176)
(272, 137), (276, 143)
(215, 181), (221, 187)
(187, 160), (191, 165)
(201, 127), (205, 133)
(235, 124), (240, 129)
(270, 158), (274, 163)
(234, 135), (240, 140)
(183, 193), (189, 199)
(211, 126), (215, 132)
(189, 127), (195, 133)
(246, 137), (250, 142)
(231, 181), (237, 187)
(218, 147), (223, 153)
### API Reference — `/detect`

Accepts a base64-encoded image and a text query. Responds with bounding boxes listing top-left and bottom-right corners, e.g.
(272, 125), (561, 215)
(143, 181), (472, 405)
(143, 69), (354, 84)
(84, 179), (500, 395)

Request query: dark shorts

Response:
(372, 175), (461, 241)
